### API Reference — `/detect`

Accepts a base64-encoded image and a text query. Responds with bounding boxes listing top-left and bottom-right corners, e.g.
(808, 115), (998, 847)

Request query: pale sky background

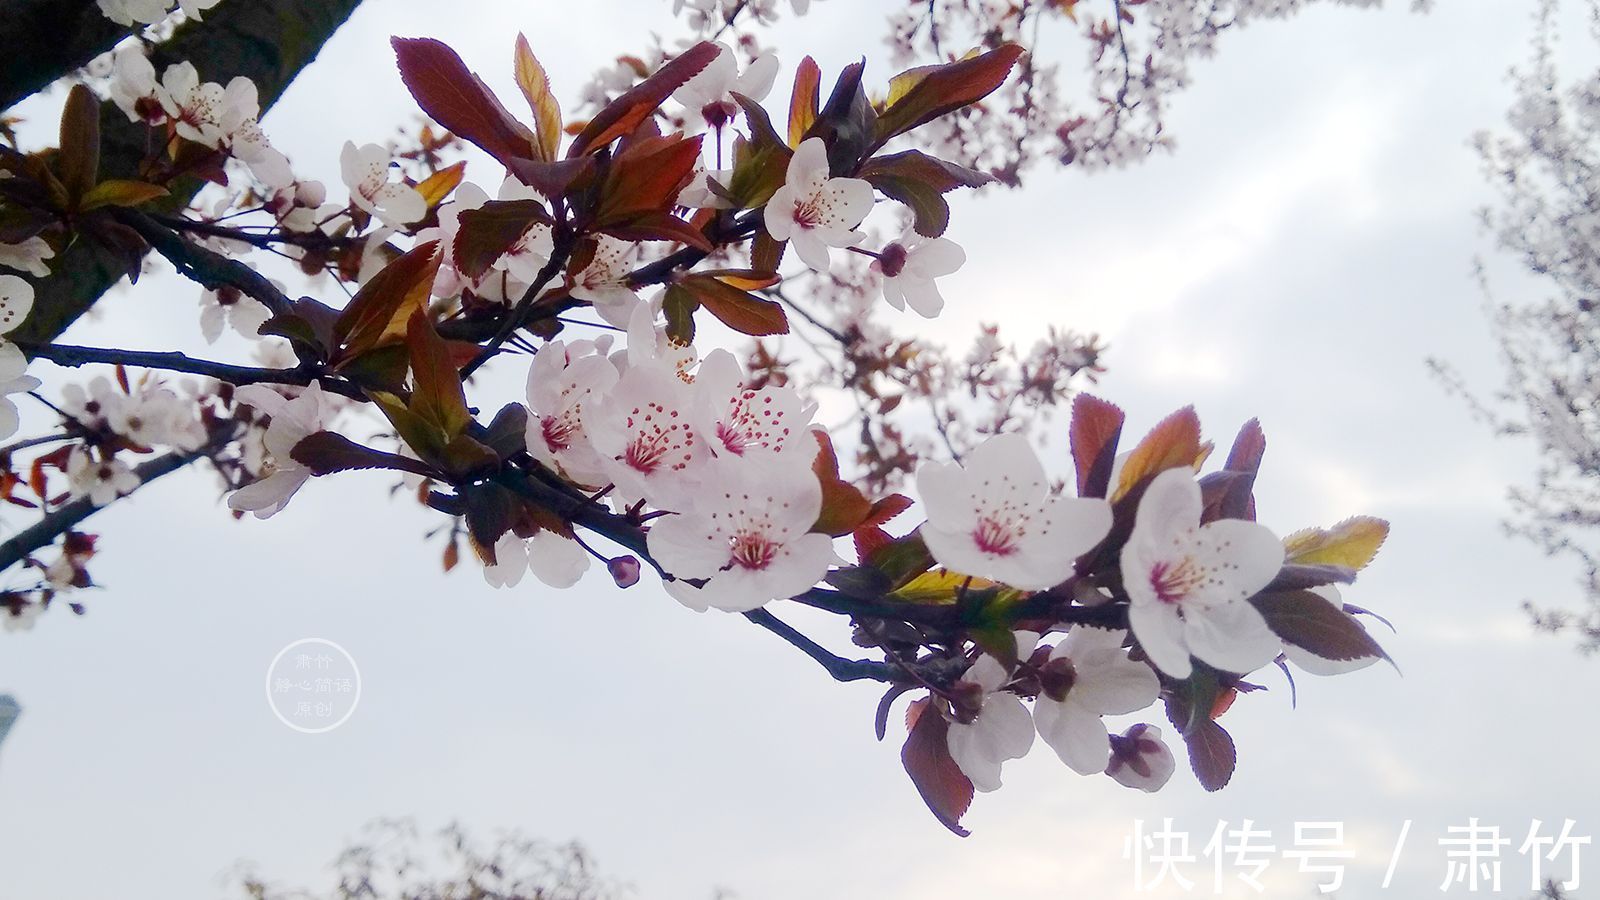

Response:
(1, 1), (1597, 898)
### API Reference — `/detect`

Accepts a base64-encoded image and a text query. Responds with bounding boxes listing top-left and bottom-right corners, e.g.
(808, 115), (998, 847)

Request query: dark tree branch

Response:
(0, 0), (127, 112)
(110, 208), (296, 317)
(16, 341), (366, 400)
(742, 608), (902, 683)
(0, 427), (235, 573)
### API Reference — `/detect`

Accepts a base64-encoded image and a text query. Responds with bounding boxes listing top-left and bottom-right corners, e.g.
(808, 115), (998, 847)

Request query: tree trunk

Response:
(10, 0), (367, 345)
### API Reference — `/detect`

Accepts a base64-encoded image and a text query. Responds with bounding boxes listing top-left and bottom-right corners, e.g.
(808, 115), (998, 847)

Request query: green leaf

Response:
(1283, 517), (1390, 571)
(661, 283), (697, 344)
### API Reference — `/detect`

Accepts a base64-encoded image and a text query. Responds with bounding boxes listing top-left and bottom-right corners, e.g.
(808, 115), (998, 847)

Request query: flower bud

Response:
(1106, 723), (1176, 793)
(877, 242), (909, 278)
(607, 555), (641, 588)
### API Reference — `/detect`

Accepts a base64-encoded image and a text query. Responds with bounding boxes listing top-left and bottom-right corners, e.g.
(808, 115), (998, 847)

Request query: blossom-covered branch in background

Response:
(1442, 0), (1600, 652)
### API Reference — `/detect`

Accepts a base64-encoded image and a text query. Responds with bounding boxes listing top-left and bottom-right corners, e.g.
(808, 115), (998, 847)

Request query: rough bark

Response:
(9, 0), (367, 346)
(0, 0), (128, 113)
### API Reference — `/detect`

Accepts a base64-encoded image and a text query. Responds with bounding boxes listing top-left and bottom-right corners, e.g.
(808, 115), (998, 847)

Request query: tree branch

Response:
(0, 1), (127, 112)
(11, 0), (368, 345)
(742, 608), (902, 683)
(16, 341), (367, 400)
(0, 429), (234, 573)
(110, 208), (296, 317)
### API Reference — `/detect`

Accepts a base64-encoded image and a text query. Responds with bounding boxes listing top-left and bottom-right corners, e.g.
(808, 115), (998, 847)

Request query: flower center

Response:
(1149, 556), (1206, 605)
(792, 196), (823, 229)
(972, 515), (1020, 555)
(541, 412), (578, 452)
(620, 404), (692, 475)
(729, 531), (778, 570)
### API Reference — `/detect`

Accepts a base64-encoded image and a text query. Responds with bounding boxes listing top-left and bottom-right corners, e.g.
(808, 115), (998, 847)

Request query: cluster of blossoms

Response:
(97, 0), (220, 29)
(0, 16), (1393, 836)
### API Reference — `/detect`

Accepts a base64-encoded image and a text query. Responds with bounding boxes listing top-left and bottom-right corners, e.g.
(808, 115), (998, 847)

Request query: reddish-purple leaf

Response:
(873, 44), (1026, 148)
(569, 42), (720, 156)
(1184, 717), (1236, 793)
(859, 150), (994, 237)
(454, 200), (552, 280)
(1253, 589), (1389, 663)
(901, 697), (973, 837)
(392, 37), (537, 167)
(1070, 393), (1125, 499)
(290, 431), (435, 478)
(677, 273), (787, 335)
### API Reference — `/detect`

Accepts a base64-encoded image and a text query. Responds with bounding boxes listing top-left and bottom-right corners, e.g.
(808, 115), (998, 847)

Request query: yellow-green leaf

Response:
(514, 33), (562, 162)
(1111, 406), (1203, 502)
(80, 179), (170, 211)
(892, 569), (998, 605)
(1283, 517), (1390, 571)
(413, 160), (467, 209)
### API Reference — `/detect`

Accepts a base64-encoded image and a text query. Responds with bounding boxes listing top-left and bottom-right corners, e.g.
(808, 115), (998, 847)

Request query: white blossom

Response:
(524, 339), (618, 488)
(672, 43), (779, 133)
(528, 530), (590, 589)
(570, 236), (642, 328)
(156, 62), (227, 146)
(66, 447), (140, 507)
(694, 349), (814, 458)
(916, 432), (1112, 590)
(108, 45), (161, 124)
(0, 238), (54, 278)
(0, 344), (39, 441)
(648, 449), (832, 612)
(1104, 723), (1177, 792)
(763, 137), (873, 273)
(1033, 626), (1160, 775)
(227, 382), (334, 518)
(587, 316), (709, 509)
(946, 631), (1037, 792)
(483, 532), (530, 589)
(1121, 467), (1285, 679)
(340, 142), (426, 228)
(198, 285), (270, 344)
(873, 231), (964, 318)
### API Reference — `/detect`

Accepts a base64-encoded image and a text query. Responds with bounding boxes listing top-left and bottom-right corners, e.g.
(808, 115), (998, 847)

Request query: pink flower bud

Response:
(1106, 723), (1176, 793)
(608, 555), (641, 588)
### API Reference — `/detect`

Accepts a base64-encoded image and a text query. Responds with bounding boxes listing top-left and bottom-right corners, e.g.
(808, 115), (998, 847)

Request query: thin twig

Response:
(742, 608), (901, 683)
(18, 342), (366, 400)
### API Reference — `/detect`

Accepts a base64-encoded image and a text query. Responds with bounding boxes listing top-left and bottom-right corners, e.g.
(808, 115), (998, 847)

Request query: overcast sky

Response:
(2, 1), (1597, 898)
